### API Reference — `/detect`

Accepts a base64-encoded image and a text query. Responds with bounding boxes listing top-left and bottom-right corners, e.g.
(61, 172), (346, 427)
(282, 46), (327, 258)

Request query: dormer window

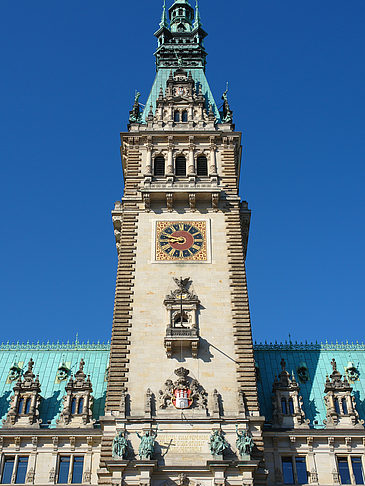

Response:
(178, 8), (183, 15)
(154, 156), (165, 176)
(175, 156), (186, 176)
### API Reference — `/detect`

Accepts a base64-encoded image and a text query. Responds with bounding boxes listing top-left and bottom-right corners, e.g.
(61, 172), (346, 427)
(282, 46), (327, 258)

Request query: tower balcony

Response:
(164, 326), (199, 358)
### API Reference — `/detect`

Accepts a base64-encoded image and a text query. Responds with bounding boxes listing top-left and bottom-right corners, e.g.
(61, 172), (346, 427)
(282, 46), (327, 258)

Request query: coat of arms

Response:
(158, 367), (207, 410)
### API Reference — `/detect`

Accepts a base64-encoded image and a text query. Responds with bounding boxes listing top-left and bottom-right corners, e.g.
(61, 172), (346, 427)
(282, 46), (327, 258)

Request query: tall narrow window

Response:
(154, 156), (165, 176)
(24, 398), (31, 414)
(282, 457), (294, 484)
(281, 398), (288, 414)
(77, 398), (84, 415)
(334, 397), (341, 414)
(175, 156), (186, 176)
(338, 458), (351, 484)
(1, 457), (15, 484)
(197, 156), (208, 176)
(174, 111), (180, 122)
(15, 457), (28, 484)
(342, 398), (348, 415)
(71, 398), (77, 414)
(295, 457), (308, 484)
(58, 457), (71, 484)
(352, 457), (364, 484)
(288, 397), (295, 414)
(182, 111), (188, 122)
(18, 398), (24, 414)
(71, 457), (84, 484)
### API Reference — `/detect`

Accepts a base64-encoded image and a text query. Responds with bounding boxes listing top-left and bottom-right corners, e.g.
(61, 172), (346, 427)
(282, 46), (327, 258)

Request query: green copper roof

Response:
(142, 68), (221, 122)
(0, 341), (109, 429)
(255, 341), (365, 429)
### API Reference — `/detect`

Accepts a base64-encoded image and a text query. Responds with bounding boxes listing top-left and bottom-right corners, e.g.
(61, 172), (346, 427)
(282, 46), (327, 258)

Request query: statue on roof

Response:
(129, 91), (143, 124)
(221, 83), (233, 123)
(136, 427), (158, 459)
(236, 425), (254, 458)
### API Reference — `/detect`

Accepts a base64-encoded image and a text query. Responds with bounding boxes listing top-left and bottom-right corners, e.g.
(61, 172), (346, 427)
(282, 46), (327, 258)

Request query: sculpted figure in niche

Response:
(136, 427), (158, 460)
(112, 431), (128, 459)
(235, 425), (254, 458)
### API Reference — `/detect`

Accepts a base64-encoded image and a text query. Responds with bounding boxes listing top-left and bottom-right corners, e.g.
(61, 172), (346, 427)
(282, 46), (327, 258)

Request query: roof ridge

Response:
(254, 340), (365, 351)
(0, 340), (110, 351)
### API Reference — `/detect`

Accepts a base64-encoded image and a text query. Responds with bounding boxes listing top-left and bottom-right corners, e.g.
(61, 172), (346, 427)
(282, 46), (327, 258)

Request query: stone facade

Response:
(0, 1), (364, 486)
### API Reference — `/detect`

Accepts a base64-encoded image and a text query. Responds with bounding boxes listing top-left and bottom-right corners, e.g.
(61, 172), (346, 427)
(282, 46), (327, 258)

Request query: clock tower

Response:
(99, 1), (266, 485)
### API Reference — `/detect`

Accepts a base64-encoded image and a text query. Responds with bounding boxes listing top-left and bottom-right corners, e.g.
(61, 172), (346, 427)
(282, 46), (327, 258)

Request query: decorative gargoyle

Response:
(128, 91), (143, 124)
(158, 367), (207, 411)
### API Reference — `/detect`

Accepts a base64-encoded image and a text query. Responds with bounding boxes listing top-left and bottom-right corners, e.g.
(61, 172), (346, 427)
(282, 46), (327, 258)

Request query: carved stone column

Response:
(146, 138), (152, 175)
(167, 136), (174, 175)
(210, 137), (217, 175)
(188, 136), (195, 175)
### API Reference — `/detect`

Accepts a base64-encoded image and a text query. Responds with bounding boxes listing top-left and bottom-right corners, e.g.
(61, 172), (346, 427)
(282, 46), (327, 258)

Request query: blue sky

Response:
(0, 0), (364, 345)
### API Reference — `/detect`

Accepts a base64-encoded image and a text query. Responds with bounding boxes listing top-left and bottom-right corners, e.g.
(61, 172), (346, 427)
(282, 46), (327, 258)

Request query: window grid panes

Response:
(175, 156), (186, 176)
(72, 457), (84, 484)
(58, 456), (70, 484)
(15, 457), (28, 484)
(1, 457), (15, 484)
(352, 458), (364, 485)
(338, 458), (351, 485)
(282, 457), (294, 484)
(295, 457), (308, 484)
(197, 156), (208, 176)
(154, 156), (165, 176)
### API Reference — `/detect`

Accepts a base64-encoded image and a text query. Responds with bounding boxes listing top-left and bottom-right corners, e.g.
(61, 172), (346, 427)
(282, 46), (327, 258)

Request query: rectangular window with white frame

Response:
(337, 456), (364, 485)
(57, 455), (84, 484)
(0, 456), (29, 484)
(281, 456), (308, 484)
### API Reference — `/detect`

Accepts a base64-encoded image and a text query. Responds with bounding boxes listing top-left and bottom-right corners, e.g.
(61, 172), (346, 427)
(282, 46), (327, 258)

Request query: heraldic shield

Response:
(173, 388), (193, 409)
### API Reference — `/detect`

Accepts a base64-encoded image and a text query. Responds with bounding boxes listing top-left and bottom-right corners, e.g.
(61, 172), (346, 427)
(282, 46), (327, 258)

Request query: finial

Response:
(28, 358), (34, 372)
(280, 358), (286, 371)
(79, 358), (85, 372)
(194, 0), (201, 29)
(160, 0), (169, 29)
(331, 358), (337, 372)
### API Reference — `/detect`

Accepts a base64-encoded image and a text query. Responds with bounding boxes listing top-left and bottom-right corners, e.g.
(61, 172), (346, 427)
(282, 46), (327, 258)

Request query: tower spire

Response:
(194, 0), (201, 29)
(159, 0), (168, 29)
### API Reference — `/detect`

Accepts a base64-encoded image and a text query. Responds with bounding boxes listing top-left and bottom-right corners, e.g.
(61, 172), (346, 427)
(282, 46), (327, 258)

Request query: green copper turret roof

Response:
(159, 0), (169, 29)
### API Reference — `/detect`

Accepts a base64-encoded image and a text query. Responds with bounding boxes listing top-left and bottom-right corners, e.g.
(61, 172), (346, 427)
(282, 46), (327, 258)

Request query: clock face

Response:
(155, 221), (207, 261)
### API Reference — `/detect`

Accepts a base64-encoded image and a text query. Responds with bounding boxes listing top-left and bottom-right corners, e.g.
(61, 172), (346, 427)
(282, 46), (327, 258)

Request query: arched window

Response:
(71, 397), (77, 414)
(288, 397), (294, 414)
(24, 398), (31, 414)
(334, 398), (341, 414)
(174, 111), (180, 122)
(154, 156), (165, 176)
(197, 155), (208, 176)
(18, 398), (24, 414)
(175, 156), (186, 176)
(182, 111), (188, 122)
(178, 8), (183, 15)
(281, 398), (288, 414)
(342, 398), (348, 415)
(77, 398), (84, 414)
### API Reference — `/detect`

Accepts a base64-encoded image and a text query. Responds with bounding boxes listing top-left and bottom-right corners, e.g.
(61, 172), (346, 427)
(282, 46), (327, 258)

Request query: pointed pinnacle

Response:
(194, 0), (201, 28)
(160, 0), (169, 28)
